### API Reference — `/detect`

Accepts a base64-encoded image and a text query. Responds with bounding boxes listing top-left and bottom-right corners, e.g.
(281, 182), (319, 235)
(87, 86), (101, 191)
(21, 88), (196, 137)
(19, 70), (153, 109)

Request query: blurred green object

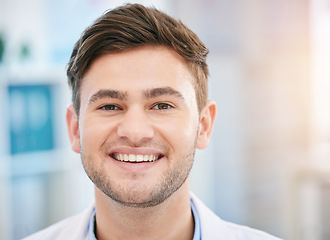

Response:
(0, 34), (5, 63)
(20, 43), (30, 60)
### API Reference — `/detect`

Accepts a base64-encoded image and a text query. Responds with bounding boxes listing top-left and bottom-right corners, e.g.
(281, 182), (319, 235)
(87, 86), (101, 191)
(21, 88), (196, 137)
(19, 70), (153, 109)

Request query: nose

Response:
(117, 107), (155, 145)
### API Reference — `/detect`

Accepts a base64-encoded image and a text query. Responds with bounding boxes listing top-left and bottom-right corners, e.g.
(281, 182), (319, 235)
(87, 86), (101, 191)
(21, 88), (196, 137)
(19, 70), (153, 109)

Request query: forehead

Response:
(80, 46), (196, 98)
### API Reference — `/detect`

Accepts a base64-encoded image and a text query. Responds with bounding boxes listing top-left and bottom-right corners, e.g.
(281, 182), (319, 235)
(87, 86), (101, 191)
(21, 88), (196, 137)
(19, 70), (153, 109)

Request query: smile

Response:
(111, 154), (163, 163)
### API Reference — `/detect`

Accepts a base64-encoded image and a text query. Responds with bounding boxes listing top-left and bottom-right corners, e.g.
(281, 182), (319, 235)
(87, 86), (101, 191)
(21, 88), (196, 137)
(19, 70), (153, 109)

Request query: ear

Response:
(196, 100), (217, 149)
(66, 104), (80, 153)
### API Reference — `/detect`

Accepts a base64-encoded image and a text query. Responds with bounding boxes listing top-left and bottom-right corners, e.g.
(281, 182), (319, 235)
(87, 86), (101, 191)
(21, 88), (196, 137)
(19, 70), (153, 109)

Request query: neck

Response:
(94, 181), (194, 240)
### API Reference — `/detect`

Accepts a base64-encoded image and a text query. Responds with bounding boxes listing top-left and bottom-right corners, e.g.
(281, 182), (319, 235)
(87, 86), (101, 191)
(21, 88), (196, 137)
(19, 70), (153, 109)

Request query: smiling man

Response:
(24, 3), (282, 240)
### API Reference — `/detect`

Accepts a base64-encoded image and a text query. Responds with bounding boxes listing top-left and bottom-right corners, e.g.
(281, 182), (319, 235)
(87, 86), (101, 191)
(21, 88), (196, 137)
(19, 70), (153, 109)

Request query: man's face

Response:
(67, 46), (213, 208)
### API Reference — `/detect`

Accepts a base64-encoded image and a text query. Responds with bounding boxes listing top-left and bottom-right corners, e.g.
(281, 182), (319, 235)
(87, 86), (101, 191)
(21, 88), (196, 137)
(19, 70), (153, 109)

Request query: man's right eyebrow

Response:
(87, 89), (127, 105)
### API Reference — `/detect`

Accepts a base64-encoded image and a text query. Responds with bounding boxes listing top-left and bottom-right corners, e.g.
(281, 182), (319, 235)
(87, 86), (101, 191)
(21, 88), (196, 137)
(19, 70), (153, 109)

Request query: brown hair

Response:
(67, 3), (209, 115)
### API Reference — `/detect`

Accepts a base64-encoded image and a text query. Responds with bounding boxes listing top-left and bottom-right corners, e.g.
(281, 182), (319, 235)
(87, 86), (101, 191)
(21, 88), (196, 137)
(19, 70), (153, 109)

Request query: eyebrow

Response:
(88, 89), (127, 104)
(87, 87), (184, 105)
(143, 87), (184, 100)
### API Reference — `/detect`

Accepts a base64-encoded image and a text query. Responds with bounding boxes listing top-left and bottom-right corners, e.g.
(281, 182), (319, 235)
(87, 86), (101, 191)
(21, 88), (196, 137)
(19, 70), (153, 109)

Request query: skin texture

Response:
(66, 46), (216, 240)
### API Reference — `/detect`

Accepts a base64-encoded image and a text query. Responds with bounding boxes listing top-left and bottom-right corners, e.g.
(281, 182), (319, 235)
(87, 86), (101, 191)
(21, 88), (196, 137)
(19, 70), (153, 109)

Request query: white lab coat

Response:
(23, 193), (282, 240)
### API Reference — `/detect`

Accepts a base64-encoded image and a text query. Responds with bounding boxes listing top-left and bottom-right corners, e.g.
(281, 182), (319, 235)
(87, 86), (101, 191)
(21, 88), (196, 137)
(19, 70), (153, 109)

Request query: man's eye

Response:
(99, 105), (121, 111)
(152, 103), (173, 110)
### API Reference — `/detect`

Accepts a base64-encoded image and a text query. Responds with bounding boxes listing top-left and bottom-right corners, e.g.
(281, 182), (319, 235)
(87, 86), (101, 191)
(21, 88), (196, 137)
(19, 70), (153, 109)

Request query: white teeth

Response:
(129, 154), (136, 162)
(114, 154), (159, 162)
(136, 155), (143, 162)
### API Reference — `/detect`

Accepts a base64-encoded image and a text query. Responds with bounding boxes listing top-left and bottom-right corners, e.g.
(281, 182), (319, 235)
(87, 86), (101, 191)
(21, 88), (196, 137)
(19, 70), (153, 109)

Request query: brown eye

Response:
(152, 103), (172, 110)
(99, 105), (121, 110)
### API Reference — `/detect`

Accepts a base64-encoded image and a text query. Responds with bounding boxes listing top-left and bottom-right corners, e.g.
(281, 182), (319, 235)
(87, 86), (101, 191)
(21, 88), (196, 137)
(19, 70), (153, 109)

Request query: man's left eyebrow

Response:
(143, 87), (184, 100)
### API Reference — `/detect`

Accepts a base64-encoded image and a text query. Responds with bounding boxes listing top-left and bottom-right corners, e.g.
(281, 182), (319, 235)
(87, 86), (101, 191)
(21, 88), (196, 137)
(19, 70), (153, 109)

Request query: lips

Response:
(110, 153), (164, 163)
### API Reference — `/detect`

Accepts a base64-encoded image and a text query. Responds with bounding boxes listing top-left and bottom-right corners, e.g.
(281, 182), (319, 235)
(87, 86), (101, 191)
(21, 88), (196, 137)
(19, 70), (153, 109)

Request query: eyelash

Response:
(98, 105), (122, 111)
(97, 102), (174, 111)
(151, 103), (174, 110)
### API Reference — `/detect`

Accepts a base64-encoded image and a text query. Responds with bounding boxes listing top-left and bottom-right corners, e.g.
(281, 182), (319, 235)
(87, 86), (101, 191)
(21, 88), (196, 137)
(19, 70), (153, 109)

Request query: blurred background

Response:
(0, 0), (329, 239)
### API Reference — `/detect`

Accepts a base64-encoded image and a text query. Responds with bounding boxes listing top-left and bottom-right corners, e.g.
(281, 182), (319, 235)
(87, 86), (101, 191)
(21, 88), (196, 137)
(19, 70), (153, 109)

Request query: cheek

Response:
(155, 114), (199, 150)
(79, 117), (115, 150)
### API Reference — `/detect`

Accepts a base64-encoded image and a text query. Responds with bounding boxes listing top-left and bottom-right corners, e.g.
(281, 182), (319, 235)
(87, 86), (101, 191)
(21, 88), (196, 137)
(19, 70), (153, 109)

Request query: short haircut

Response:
(67, 3), (209, 115)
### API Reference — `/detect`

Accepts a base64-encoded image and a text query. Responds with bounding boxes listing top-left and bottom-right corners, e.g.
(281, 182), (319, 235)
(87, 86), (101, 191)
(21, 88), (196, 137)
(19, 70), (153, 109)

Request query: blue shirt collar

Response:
(88, 200), (202, 240)
(191, 199), (202, 240)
